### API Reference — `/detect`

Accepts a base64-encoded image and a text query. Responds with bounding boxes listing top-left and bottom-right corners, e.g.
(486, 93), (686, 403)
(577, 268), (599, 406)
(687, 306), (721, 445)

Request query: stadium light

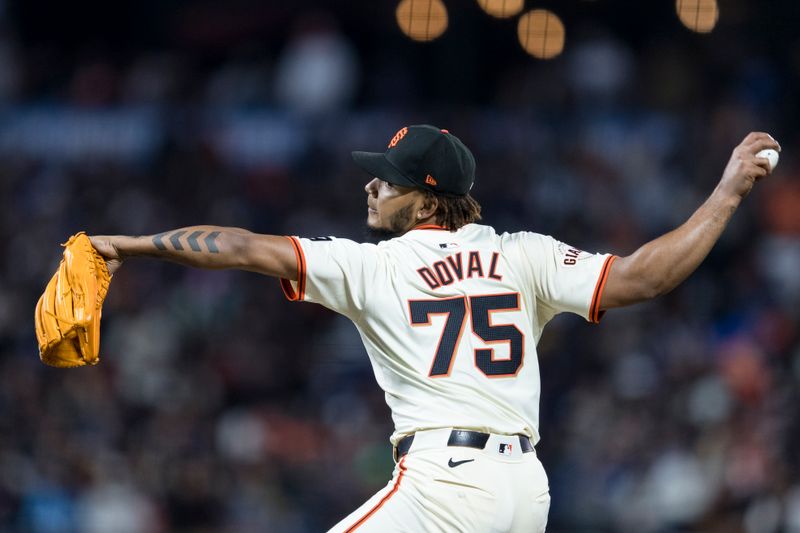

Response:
(396, 0), (449, 42)
(676, 0), (719, 33)
(477, 0), (525, 19)
(517, 9), (565, 59)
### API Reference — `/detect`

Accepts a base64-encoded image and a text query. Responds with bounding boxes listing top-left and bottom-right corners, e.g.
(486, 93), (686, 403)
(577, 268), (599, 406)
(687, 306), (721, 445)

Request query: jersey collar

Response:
(410, 224), (448, 231)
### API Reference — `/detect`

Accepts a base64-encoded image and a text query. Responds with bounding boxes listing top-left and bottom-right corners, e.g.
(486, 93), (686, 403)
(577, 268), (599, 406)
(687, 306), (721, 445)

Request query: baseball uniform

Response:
(280, 223), (616, 532)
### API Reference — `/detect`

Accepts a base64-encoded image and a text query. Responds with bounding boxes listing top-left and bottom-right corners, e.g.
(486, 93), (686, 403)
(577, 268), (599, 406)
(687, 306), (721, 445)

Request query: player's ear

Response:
(417, 193), (438, 220)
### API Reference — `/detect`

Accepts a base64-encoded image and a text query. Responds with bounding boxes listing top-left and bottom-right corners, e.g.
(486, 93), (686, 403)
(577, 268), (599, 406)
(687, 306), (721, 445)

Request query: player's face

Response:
(365, 178), (426, 234)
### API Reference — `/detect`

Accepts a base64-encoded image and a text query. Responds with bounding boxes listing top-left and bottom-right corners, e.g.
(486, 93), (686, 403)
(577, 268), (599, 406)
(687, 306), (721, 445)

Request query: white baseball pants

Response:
(327, 428), (551, 533)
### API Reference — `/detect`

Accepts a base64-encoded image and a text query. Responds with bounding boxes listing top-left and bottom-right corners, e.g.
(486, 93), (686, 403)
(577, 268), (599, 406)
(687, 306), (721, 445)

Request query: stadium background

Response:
(1, 0), (799, 531)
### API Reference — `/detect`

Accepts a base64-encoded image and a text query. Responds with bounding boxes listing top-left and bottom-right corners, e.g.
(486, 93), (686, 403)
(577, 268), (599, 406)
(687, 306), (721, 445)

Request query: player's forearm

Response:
(113, 226), (252, 270)
(634, 187), (738, 291)
(100, 226), (299, 279)
(604, 188), (739, 306)
(601, 132), (779, 309)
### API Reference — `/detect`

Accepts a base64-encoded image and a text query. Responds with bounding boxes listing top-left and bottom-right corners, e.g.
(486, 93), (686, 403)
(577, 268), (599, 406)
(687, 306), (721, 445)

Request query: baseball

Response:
(756, 148), (779, 171)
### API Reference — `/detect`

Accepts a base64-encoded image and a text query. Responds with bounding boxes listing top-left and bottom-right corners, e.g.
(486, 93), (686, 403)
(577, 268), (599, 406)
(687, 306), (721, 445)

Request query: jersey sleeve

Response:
(513, 233), (617, 323)
(278, 236), (381, 320)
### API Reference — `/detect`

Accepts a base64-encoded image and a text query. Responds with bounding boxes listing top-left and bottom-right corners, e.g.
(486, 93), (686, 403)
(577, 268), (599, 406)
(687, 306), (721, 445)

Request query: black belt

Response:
(395, 429), (534, 460)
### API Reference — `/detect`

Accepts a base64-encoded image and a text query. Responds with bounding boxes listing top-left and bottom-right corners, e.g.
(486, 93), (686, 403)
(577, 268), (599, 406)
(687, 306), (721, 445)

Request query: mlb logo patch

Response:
(439, 242), (460, 249)
(498, 443), (513, 456)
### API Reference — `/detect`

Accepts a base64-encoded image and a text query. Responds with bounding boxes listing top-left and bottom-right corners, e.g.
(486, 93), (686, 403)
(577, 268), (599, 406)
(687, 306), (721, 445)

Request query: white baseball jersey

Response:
(280, 223), (615, 446)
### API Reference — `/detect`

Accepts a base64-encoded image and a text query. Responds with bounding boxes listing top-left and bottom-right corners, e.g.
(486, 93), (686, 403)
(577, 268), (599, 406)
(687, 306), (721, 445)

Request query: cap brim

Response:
(351, 151), (419, 189)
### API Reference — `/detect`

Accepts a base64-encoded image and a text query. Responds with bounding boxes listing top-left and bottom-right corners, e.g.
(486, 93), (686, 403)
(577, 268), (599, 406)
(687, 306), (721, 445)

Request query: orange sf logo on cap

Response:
(388, 127), (409, 148)
(425, 174), (437, 186)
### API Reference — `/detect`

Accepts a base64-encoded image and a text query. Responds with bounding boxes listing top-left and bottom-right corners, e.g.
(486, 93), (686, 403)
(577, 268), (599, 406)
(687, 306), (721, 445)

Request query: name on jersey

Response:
(417, 251), (502, 290)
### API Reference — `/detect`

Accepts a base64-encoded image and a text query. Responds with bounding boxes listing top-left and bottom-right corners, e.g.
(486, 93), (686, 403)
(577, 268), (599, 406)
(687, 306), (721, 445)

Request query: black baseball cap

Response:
(352, 124), (476, 197)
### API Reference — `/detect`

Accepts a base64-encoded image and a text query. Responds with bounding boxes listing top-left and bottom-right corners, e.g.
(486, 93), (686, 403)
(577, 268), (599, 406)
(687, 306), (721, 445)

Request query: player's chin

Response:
(366, 212), (381, 228)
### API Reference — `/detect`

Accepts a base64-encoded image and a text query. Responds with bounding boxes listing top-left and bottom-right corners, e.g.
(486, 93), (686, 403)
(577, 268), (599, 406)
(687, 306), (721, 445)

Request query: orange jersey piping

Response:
(411, 224), (448, 231)
(589, 255), (617, 323)
(279, 236), (306, 301)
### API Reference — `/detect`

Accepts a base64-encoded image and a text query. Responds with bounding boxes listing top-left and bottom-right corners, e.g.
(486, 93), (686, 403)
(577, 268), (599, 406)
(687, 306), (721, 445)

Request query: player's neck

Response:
(409, 215), (445, 232)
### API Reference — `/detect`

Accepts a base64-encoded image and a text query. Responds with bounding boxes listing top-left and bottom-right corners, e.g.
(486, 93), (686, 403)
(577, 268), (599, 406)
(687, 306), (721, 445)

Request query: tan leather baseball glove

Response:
(34, 232), (112, 367)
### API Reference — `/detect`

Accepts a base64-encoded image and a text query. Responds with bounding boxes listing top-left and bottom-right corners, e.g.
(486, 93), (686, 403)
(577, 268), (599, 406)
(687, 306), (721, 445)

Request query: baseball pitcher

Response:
(89, 125), (779, 532)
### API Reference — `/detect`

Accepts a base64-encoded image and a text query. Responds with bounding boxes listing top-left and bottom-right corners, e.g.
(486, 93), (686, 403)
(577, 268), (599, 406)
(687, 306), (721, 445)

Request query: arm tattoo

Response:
(169, 231), (187, 251)
(204, 231), (221, 253)
(186, 230), (204, 252)
(152, 232), (168, 250)
(152, 230), (221, 254)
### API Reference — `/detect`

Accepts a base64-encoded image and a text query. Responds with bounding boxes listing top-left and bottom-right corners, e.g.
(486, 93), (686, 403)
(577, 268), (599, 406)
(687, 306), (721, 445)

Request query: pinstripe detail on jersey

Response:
(589, 255), (617, 323)
(345, 456), (407, 532)
(279, 236), (306, 301)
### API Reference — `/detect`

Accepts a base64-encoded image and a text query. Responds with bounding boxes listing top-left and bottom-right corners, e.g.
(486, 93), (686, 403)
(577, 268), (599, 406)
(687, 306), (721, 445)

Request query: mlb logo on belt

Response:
(498, 443), (513, 456)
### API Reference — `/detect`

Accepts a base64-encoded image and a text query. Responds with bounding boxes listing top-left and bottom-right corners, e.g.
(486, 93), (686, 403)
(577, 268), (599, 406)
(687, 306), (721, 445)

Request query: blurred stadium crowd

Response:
(1, 1), (800, 532)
